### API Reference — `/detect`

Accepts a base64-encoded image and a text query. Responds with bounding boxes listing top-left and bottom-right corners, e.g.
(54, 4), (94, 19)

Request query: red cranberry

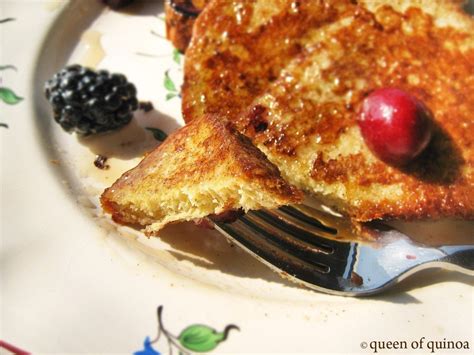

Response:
(357, 88), (433, 165)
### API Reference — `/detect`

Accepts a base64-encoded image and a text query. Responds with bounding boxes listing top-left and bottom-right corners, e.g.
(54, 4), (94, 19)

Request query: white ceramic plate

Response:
(1, 1), (473, 354)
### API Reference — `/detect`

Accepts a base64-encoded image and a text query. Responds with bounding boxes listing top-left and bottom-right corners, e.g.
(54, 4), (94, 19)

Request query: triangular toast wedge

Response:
(101, 114), (302, 234)
(183, 0), (474, 221)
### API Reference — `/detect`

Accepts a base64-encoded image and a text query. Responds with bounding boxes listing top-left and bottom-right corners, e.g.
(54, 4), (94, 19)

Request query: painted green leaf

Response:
(178, 325), (226, 352)
(0, 65), (17, 71)
(146, 127), (168, 142)
(0, 87), (23, 105)
(0, 18), (15, 24)
(166, 92), (178, 101)
(172, 48), (182, 65)
(164, 71), (177, 92)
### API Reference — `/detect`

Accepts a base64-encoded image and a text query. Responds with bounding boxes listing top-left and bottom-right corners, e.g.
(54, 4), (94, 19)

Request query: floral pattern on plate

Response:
(134, 306), (238, 354)
(0, 18), (23, 129)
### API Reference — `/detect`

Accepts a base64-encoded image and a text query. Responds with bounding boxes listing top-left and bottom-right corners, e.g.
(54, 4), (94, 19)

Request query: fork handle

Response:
(439, 246), (474, 274)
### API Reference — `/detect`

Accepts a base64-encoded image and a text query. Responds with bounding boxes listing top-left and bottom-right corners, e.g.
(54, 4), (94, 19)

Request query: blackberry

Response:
(45, 65), (138, 135)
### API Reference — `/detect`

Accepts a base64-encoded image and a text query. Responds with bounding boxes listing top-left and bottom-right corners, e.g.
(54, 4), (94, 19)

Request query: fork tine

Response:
(243, 212), (334, 267)
(262, 209), (338, 241)
(214, 219), (331, 285)
(250, 210), (352, 262)
(278, 206), (337, 234)
(213, 215), (358, 293)
(285, 204), (365, 241)
(250, 210), (335, 253)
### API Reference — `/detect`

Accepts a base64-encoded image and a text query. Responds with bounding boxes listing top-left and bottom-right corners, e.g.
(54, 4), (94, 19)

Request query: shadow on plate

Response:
(155, 222), (302, 287)
(78, 109), (181, 159)
(373, 268), (473, 304)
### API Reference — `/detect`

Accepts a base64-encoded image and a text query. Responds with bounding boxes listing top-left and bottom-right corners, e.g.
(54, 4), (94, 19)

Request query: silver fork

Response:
(212, 205), (474, 296)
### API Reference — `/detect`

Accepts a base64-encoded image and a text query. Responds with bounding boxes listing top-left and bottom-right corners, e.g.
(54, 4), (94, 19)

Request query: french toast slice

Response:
(101, 114), (302, 234)
(182, 0), (474, 221)
(164, 0), (209, 52)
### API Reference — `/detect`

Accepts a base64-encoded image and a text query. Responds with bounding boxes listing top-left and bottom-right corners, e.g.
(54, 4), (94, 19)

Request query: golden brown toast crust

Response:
(182, 0), (474, 221)
(101, 114), (302, 230)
